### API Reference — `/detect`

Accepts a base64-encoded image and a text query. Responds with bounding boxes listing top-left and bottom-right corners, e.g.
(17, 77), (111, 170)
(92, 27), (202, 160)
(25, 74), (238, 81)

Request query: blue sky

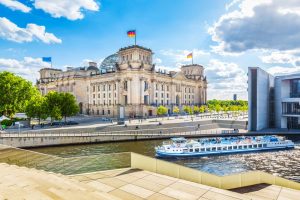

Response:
(1, 0), (300, 100)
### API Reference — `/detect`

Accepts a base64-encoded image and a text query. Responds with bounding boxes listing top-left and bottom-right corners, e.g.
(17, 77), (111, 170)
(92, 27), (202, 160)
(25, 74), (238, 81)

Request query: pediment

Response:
(172, 71), (188, 80)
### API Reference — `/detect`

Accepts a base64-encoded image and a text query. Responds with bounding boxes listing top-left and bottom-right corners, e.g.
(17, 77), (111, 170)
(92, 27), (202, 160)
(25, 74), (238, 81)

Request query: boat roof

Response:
(171, 137), (187, 142)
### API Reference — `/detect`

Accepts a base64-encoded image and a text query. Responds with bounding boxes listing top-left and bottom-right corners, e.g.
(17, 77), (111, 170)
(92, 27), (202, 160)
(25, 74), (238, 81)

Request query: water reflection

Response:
(32, 135), (300, 182)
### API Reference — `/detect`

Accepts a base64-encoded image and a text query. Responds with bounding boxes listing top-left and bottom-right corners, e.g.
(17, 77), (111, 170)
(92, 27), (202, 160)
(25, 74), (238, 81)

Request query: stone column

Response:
(128, 79), (131, 104)
(140, 78), (144, 104)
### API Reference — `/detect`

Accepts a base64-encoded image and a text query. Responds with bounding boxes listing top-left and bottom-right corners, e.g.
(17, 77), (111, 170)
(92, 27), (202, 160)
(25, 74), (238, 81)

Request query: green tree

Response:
(25, 95), (48, 125)
(60, 93), (79, 122)
(199, 105), (206, 113)
(45, 91), (62, 124)
(157, 105), (168, 116)
(0, 71), (39, 117)
(183, 106), (193, 115)
(215, 104), (222, 113)
(173, 106), (180, 114)
(193, 106), (200, 114)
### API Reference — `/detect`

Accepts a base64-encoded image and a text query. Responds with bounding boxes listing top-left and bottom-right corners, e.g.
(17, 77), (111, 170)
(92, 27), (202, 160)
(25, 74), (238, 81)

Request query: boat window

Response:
(243, 145), (247, 149)
(233, 146), (237, 149)
(258, 144), (262, 148)
(201, 148), (205, 151)
(253, 144), (257, 148)
(217, 147), (221, 151)
(206, 148), (211, 151)
(248, 145), (252, 148)
(195, 148), (199, 152)
(228, 146), (232, 150)
(238, 146), (243, 149)
(222, 147), (227, 150)
(212, 147), (216, 151)
(189, 148), (193, 152)
(263, 144), (267, 147)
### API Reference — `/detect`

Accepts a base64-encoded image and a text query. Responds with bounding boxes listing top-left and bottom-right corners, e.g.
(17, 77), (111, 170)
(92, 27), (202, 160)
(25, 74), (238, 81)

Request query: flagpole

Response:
(135, 30), (137, 45)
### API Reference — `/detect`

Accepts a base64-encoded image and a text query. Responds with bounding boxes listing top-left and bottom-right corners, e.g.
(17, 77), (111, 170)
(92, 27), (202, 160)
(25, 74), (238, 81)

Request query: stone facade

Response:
(37, 45), (207, 117)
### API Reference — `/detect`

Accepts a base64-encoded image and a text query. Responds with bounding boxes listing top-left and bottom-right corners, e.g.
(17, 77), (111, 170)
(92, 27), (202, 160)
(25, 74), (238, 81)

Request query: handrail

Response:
(0, 121), (247, 138)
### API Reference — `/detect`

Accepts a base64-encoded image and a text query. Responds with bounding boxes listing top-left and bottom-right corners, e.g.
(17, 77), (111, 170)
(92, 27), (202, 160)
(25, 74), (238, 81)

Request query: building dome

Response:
(87, 66), (99, 71)
(100, 53), (118, 72)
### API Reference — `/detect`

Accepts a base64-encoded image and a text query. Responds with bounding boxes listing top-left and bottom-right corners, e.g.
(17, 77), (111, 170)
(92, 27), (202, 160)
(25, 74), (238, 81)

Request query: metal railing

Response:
(0, 126), (246, 138)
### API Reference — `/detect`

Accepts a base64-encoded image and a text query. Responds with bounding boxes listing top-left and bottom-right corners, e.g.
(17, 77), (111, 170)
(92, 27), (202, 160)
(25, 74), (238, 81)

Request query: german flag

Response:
(187, 53), (193, 59)
(127, 30), (136, 38)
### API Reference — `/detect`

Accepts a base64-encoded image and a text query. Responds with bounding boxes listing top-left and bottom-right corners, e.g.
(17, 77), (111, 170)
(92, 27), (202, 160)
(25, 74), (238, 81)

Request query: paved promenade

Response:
(0, 163), (299, 200)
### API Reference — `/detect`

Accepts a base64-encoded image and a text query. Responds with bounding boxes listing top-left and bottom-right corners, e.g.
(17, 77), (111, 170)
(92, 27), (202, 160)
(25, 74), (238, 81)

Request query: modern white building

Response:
(248, 67), (300, 131)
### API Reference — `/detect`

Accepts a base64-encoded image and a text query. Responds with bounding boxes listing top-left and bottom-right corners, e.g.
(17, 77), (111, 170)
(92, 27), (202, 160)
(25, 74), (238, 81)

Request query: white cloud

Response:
(225, 0), (242, 11)
(208, 0), (300, 54)
(160, 49), (209, 63)
(260, 49), (300, 66)
(0, 57), (51, 82)
(34, 0), (100, 20)
(0, 0), (31, 13)
(205, 59), (247, 100)
(0, 17), (62, 43)
(267, 66), (300, 76)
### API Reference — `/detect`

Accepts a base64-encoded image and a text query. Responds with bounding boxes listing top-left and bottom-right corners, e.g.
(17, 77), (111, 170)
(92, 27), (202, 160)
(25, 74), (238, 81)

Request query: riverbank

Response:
(0, 119), (247, 148)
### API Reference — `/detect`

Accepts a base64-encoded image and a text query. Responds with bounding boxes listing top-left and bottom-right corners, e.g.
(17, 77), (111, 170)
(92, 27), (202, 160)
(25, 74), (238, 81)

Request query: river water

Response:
(32, 135), (300, 182)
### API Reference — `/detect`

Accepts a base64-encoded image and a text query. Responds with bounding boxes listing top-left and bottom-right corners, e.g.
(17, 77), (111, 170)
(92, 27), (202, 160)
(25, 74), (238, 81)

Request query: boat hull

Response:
(155, 146), (294, 158)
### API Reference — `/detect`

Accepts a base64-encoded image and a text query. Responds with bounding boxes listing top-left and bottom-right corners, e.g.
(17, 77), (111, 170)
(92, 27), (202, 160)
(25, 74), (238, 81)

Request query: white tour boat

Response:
(155, 136), (294, 157)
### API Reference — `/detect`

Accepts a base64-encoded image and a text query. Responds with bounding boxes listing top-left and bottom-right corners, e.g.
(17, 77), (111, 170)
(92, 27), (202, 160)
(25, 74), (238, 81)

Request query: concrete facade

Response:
(37, 45), (207, 118)
(248, 67), (300, 130)
(248, 67), (274, 131)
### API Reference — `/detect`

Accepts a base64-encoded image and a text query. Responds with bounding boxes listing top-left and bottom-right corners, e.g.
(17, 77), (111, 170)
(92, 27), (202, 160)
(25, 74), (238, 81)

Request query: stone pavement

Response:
(232, 183), (300, 200)
(70, 168), (300, 200)
(0, 163), (299, 200)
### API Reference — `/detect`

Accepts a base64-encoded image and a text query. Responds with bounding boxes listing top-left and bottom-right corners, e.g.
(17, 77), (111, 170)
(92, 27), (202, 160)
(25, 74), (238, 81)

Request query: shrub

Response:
(1, 119), (13, 126)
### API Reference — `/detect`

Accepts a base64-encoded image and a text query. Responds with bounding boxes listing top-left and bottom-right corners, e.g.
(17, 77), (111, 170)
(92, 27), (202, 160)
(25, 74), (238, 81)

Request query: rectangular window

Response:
(124, 95), (128, 105)
(103, 85), (105, 91)
(124, 81), (128, 91)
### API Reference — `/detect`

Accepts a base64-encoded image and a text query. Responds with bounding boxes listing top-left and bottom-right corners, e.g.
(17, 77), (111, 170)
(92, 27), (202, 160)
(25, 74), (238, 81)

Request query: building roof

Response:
(40, 68), (62, 72)
(181, 64), (204, 68)
(119, 45), (152, 52)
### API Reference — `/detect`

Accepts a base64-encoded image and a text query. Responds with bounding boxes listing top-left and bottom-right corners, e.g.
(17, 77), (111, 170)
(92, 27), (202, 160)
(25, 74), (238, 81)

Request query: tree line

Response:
(156, 99), (248, 116)
(0, 71), (79, 124)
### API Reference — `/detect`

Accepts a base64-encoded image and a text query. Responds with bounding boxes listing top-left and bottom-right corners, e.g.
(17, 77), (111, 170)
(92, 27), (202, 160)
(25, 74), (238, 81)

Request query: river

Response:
(32, 135), (300, 182)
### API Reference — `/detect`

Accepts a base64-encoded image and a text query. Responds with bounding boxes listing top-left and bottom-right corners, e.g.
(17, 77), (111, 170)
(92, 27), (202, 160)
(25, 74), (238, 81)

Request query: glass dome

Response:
(99, 53), (118, 73)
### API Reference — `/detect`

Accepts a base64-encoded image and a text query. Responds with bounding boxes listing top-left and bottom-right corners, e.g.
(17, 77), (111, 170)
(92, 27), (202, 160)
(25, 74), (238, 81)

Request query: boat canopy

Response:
(171, 137), (187, 143)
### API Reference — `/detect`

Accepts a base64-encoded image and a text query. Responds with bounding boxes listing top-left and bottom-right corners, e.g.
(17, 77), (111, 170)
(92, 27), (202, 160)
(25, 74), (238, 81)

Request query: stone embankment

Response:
(0, 120), (248, 148)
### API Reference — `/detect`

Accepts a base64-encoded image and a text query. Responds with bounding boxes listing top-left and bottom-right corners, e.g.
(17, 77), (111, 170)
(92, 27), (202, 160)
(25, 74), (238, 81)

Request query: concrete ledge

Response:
(130, 152), (300, 190)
